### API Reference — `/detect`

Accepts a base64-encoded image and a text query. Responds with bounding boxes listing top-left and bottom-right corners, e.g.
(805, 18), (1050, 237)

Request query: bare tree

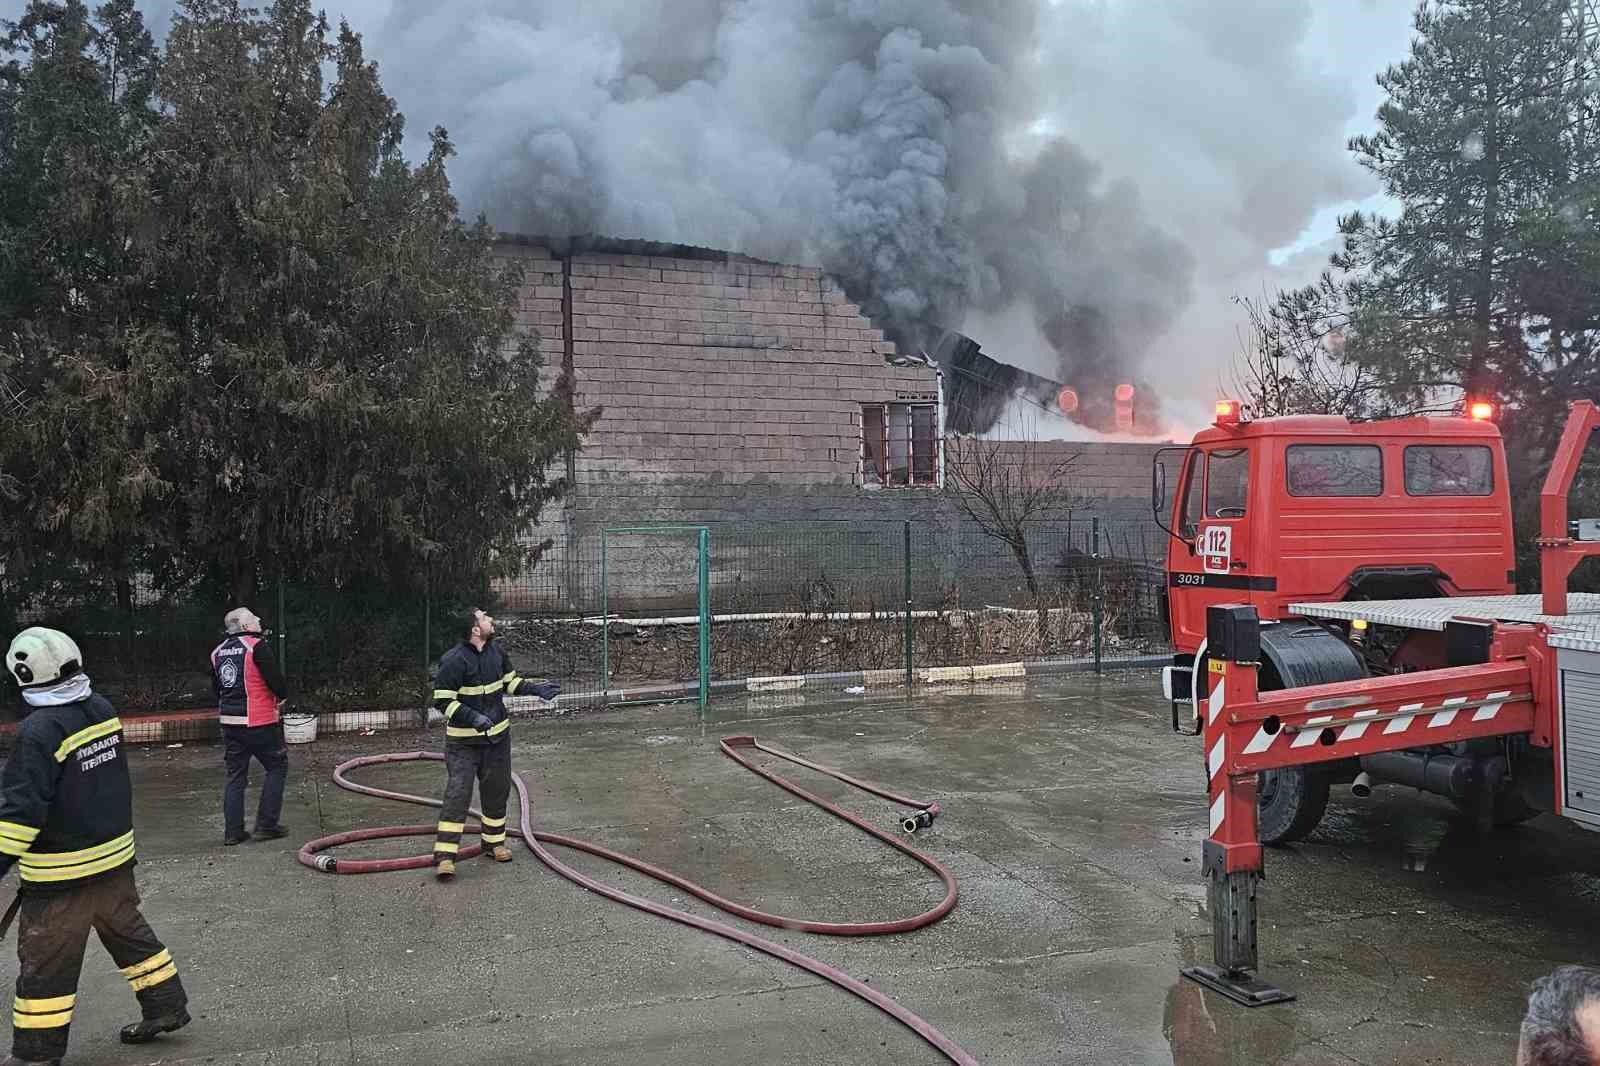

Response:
(943, 430), (1077, 601)
(1230, 278), (1381, 418)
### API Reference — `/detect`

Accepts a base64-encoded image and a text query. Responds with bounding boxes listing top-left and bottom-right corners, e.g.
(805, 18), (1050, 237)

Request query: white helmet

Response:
(7, 628), (84, 689)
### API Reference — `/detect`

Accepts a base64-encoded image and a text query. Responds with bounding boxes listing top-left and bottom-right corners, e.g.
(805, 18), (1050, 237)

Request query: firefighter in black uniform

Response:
(1, 628), (189, 1066)
(429, 609), (559, 880)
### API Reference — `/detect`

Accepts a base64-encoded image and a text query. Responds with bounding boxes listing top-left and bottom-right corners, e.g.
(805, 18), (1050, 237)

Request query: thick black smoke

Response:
(3, 1), (1416, 433)
(362, 1), (1196, 403)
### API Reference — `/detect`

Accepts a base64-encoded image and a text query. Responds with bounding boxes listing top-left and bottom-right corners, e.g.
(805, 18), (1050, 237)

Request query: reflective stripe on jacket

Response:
(0, 694), (136, 893)
(432, 640), (543, 744)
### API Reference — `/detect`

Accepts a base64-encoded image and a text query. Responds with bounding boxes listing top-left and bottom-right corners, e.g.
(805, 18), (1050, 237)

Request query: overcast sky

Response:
(0, 0), (1420, 430)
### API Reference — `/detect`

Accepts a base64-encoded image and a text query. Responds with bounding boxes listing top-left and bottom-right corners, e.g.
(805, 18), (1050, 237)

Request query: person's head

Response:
(463, 608), (495, 645)
(1520, 966), (1600, 1066)
(223, 607), (262, 636)
(6, 627), (85, 691)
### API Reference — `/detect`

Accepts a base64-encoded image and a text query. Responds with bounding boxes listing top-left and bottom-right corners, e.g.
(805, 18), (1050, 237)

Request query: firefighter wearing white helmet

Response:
(0, 628), (191, 1065)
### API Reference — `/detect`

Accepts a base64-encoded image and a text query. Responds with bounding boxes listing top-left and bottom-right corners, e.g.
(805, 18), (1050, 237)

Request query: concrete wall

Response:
(490, 238), (1168, 614)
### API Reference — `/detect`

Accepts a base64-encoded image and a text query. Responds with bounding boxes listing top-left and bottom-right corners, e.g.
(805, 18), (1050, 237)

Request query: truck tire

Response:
(1251, 623), (1363, 846)
(1256, 767), (1331, 845)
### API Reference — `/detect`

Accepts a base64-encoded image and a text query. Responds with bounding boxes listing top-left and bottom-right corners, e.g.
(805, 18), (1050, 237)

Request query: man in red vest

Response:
(209, 608), (290, 847)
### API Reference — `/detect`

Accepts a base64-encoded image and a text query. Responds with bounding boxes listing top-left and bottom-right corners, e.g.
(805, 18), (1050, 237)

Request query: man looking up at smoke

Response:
(210, 607), (290, 847)
(430, 609), (559, 880)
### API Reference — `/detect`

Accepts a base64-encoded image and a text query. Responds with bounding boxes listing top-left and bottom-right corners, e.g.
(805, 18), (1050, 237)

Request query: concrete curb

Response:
(548, 652), (1168, 706)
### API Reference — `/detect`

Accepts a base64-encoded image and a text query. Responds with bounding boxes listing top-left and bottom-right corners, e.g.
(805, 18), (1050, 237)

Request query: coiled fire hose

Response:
(298, 735), (977, 1065)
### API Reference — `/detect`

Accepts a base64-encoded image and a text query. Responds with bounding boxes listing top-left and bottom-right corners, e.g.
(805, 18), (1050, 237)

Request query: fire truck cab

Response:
(1156, 403), (1527, 843)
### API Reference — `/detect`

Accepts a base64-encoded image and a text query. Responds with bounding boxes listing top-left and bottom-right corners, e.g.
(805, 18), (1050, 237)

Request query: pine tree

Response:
(1335, 0), (1584, 411)
(1233, 0), (1600, 589)
(0, 0), (595, 627)
(0, 1), (166, 623)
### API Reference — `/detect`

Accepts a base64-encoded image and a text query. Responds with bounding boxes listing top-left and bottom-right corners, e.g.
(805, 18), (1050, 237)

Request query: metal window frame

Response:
(861, 403), (889, 486)
(861, 401), (940, 489)
(909, 403), (939, 486)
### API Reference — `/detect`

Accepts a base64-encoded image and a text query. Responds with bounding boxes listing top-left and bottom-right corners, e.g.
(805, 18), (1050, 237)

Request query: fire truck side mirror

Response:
(1151, 446), (1193, 546)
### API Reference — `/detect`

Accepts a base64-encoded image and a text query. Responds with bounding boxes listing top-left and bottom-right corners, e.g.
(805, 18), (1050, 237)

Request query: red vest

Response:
(211, 635), (280, 727)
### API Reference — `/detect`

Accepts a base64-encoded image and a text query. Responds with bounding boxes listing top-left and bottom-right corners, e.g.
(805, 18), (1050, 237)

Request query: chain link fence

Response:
(499, 515), (1169, 704)
(0, 515), (1171, 734)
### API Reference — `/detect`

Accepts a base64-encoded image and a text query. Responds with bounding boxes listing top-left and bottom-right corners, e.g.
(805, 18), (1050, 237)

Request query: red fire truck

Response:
(1154, 398), (1600, 1005)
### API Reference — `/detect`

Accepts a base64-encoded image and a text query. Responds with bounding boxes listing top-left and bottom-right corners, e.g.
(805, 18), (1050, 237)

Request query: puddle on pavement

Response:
(1163, 975), (1302, 1065)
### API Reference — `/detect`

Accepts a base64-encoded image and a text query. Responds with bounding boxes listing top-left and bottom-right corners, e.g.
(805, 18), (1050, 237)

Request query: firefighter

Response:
(209, 607), (290, 846)
(1, 628), (189, 1066)
(429, 609), (559, 880)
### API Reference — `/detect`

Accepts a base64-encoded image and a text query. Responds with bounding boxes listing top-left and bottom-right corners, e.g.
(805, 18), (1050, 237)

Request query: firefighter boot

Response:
(435, 859), (456, 881)
(485, 845), (513, 863)
(119, 1007), (191, 1044)
(1, 1055), (62, 1065)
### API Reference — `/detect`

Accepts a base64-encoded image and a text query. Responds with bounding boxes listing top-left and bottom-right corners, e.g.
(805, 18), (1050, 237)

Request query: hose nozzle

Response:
(900, 805), (939, 834)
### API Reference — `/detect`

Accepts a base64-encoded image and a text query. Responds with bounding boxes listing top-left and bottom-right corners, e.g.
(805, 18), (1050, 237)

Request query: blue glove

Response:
(528, 681), (561, 701)
(467, 711), (495, 732)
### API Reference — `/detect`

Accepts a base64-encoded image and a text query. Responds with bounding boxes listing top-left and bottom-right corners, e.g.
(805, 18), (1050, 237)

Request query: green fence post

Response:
(600, 529), (610, 707)
(1092, 517), (1103, 674)
(277, 568), (287, 684)
(903, 520), (913, 690)
(698, 528), (710, 718)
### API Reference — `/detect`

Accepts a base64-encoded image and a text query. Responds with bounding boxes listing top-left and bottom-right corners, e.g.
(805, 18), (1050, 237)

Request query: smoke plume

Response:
(421, 2), (1194, 386)
(8, 0), (1416, 432)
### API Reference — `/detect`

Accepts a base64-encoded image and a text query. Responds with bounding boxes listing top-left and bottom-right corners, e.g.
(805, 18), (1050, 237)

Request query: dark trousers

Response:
(433, 738), (512, 860)
(223, 722), (288, 838)
(12, 866), (187, 1061)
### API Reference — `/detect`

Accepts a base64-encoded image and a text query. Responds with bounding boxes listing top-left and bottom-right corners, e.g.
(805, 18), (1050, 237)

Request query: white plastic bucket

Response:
(283, 712), (318, 745)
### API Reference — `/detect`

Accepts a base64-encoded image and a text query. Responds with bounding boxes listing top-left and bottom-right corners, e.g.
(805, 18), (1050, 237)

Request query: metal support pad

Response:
(1188, 861), (1293, 1005)
(1181, 965), (1297, 1007)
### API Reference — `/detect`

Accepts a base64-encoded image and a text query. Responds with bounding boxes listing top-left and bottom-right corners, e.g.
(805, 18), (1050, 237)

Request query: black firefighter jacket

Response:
(0, 694), (135, 894)
(431, 640), (549, 745)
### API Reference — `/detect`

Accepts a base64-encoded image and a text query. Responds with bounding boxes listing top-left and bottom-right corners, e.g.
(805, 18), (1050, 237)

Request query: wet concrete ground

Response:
(9, 673), (1598, 1065)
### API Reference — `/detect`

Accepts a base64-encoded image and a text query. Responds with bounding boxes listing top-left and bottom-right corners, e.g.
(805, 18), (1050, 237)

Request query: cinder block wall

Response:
(567, 252), (933, 490)
(491, 238), (1169, 613)
(953, 441), (1169, 505)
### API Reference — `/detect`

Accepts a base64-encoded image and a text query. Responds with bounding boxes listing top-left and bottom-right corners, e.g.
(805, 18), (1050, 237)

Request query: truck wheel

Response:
(1256, 767), (1331, 845)
(1248, 624), (1363, 846)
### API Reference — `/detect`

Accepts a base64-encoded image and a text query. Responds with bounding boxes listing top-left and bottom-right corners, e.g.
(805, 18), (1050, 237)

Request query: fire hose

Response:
(297, 735), (977, 1065)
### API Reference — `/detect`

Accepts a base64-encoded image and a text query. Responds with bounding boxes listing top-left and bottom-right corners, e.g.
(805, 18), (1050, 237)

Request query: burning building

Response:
(495, 235), (1169, 611)
(929, 331), (1166, 438)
